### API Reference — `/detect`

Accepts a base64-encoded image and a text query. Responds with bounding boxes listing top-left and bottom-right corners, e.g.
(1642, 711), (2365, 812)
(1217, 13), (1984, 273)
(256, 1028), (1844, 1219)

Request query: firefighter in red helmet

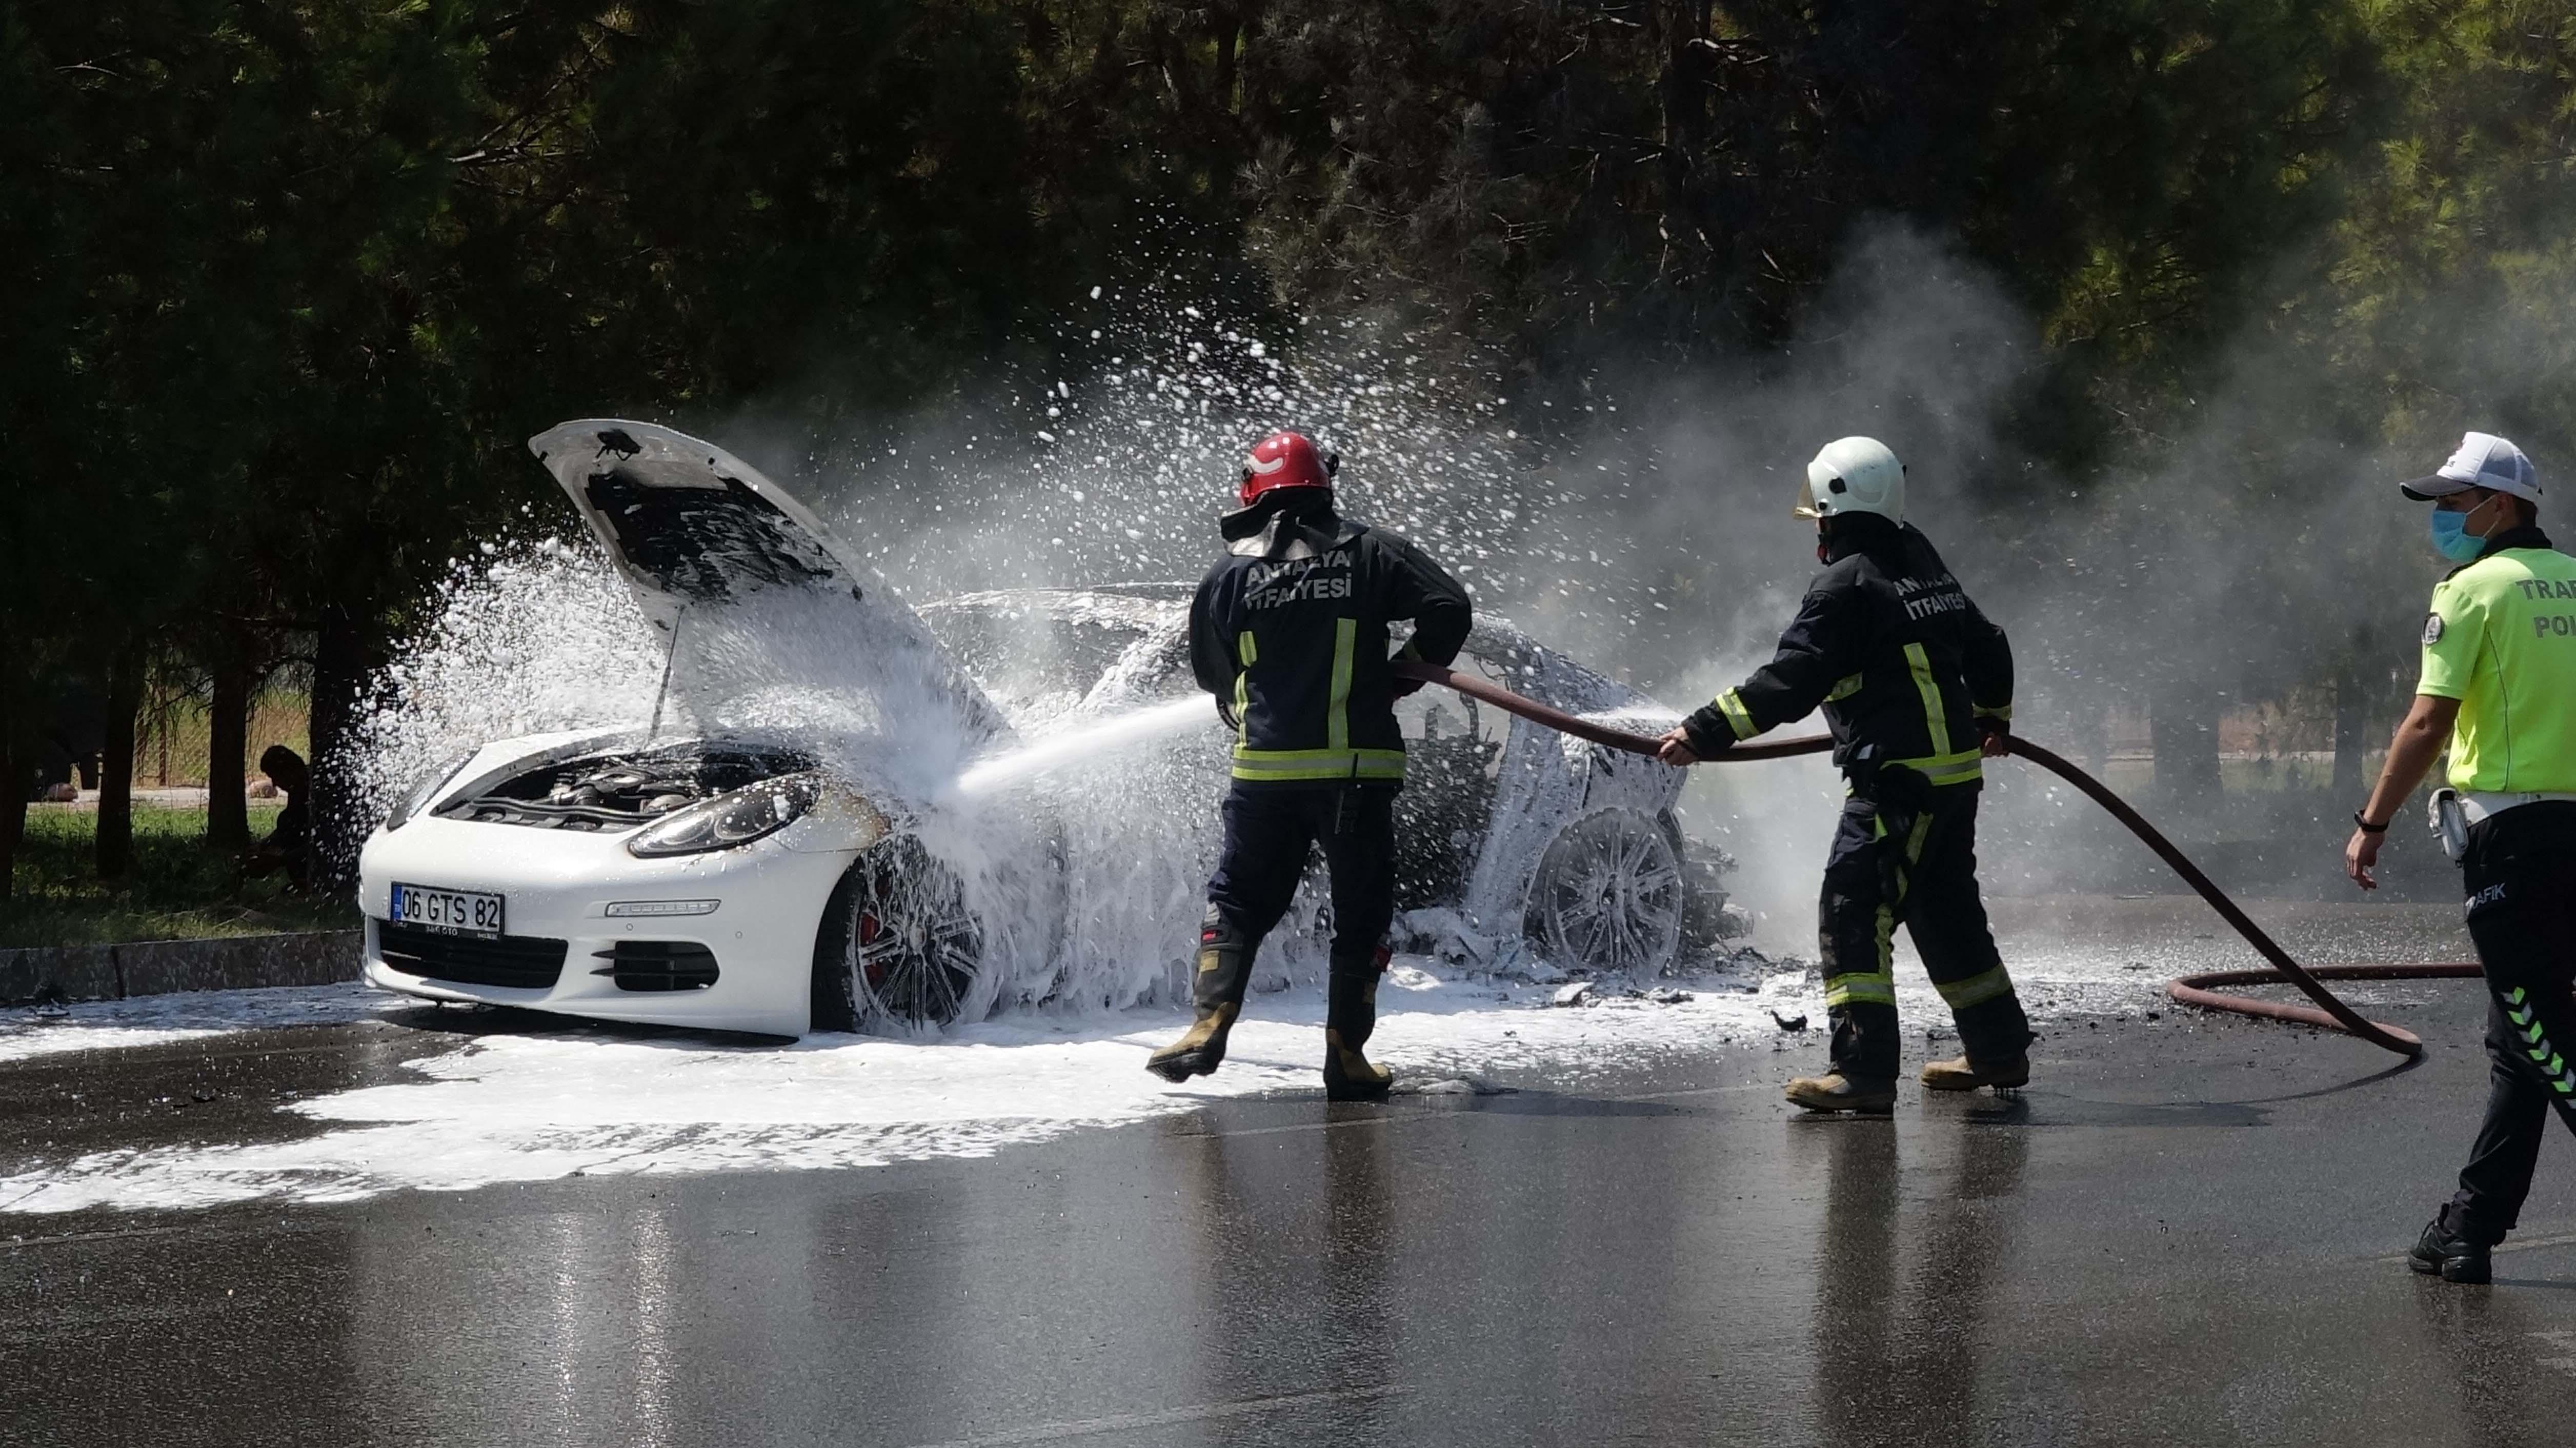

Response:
(1146, 430), (1474, 1099)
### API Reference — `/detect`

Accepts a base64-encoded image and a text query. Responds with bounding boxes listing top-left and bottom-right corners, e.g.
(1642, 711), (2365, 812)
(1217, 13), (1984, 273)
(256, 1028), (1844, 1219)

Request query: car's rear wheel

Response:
(811, 838), (986, 1035)
(1526, 808), (1685, 977)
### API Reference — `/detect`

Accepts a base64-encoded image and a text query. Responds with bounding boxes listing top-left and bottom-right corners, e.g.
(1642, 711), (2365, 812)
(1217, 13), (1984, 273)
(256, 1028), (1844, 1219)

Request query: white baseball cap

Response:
(2402, 431), (2542, 504)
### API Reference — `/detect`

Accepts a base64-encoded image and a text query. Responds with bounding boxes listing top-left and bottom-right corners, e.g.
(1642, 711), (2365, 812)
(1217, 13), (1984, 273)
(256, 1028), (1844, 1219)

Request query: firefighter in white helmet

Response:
(1657, 437), (2031, 1112)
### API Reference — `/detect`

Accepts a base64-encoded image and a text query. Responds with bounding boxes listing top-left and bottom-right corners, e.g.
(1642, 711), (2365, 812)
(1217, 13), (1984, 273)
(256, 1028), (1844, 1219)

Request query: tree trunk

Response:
(2332, 666), (2367, 800)
(1214, 12), (1237, 114)
(308, 604), (371, 894)
(205, 654), (251, 851)
(96, 646), (143, 880)
(2150, 691), (2223, 802)
(0, 636), (24, 902)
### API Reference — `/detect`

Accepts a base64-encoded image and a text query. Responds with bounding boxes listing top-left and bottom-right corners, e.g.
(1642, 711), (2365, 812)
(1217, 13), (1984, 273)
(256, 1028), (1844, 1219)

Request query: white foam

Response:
(0, 968), (1769, 1213)
(0, 984), (398, 1065)
(339, 304), (1705, 1040)
(0, 891), (2482, 1216)
(0, 952), (2189, 1216)
(951, 695), (1216, 797)
(354, 541), (662, 815)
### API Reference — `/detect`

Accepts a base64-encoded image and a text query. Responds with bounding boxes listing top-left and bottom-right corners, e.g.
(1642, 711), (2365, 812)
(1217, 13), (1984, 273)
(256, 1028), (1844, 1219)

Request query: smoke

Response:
(361, 214), (2522, 994)
(1521, 225), (2055, 948)
(727, 230), (2055, 957)
(763, 219), (2480, 946)
(1550, 223), (2465, 939)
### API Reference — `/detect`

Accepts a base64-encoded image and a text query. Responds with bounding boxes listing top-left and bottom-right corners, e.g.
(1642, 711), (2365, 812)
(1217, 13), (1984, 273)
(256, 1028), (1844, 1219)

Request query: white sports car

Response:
(358, 419), (1738, 1039)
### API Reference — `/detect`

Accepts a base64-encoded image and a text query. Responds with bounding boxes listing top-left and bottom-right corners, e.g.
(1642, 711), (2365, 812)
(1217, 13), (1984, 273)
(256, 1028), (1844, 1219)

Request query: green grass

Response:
(0, 805), (358, 950)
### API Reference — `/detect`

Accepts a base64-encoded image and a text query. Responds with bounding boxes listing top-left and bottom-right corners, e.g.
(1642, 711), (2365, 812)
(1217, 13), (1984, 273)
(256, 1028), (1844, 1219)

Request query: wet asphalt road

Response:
(9, 990), (2576, 1446)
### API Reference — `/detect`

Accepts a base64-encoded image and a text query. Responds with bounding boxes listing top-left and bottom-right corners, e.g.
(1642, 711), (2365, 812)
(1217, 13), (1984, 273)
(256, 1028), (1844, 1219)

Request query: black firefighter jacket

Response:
(1190, 491), (1473, 788)
(1682, 515), (2012, 791)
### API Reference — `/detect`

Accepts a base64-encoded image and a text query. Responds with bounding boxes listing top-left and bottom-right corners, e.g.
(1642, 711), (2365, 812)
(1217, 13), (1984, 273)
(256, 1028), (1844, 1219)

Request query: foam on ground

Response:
(0, 984), (398, 1067)
(0, 963), (1784, 1213)
(2, 899), (2473, 1216)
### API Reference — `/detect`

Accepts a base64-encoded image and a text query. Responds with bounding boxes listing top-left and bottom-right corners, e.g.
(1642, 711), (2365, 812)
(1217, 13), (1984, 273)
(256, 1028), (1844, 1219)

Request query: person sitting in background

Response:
(246, 745), (309, 881)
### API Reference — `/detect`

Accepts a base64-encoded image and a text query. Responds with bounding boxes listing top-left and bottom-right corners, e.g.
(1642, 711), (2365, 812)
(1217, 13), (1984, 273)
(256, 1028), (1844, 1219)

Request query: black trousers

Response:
(1204, 783), (1398, 988)
(1818, 784), (2031, 1082)
(2448, 809), (2576, 1245)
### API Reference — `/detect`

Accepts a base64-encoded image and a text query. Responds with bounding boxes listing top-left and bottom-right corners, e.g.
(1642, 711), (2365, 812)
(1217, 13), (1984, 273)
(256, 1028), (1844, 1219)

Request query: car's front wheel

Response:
(1525, 808), (1685, 977)
(811, 838), (986, 1035)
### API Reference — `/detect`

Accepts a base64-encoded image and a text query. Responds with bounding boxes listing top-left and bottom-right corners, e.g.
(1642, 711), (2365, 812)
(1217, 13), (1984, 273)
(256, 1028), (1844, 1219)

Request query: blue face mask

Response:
(2431, 501), (2492, 562)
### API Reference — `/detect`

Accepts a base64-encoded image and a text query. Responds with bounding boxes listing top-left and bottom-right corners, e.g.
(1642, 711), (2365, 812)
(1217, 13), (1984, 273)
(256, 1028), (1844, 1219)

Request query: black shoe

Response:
(2407, 1213), (2492, 1284)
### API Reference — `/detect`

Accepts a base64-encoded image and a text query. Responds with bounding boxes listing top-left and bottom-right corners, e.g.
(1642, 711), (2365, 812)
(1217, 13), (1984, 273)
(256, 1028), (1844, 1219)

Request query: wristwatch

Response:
(2352, 809), (2388, 834)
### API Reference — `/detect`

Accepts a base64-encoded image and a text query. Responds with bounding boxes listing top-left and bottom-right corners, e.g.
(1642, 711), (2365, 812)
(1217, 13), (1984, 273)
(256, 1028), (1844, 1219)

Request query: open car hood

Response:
(527, 419), (1012, 746)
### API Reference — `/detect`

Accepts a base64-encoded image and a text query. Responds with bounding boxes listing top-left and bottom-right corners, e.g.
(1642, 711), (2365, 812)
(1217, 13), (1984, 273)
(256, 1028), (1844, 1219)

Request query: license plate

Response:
(390, 882), (506, 939)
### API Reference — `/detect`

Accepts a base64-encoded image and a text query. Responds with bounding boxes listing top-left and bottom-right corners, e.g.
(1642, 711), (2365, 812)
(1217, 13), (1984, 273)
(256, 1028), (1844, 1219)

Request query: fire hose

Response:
(1394, 660), (2478, 1058)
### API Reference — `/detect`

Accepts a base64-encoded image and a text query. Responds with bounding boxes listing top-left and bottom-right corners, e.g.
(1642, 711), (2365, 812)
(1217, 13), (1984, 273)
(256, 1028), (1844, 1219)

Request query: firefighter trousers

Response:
(1818, 785), (2031, 1083)
(2447, 827), (2576, 1245)
(1202, 783), (1397, 1004)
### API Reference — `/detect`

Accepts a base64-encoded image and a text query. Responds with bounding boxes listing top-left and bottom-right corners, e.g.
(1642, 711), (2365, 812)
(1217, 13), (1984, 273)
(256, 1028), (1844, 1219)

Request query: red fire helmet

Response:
(1238, 429), (1336, 508)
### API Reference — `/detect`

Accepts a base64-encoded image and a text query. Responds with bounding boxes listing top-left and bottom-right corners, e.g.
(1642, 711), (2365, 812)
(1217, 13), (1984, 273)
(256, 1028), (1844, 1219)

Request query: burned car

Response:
(359, 419), (1737, 1040)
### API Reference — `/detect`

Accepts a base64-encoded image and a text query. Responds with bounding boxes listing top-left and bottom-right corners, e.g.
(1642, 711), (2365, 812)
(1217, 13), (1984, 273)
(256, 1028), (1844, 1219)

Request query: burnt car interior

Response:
(1392, 655), (1506, 909)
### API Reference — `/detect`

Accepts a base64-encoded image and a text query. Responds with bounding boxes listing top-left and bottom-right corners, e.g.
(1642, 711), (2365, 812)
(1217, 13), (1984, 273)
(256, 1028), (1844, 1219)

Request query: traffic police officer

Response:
(1147, 429), (1473, 1100)
(2346, 432), (2576, 1285)
(1658, 437), (2032, 1112)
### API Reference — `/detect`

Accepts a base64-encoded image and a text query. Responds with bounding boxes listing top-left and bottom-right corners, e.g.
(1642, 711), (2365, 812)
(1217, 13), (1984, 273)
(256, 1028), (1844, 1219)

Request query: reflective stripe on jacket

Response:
(1684, 517), (2010, 787)
(1190, 493), (1472, 787)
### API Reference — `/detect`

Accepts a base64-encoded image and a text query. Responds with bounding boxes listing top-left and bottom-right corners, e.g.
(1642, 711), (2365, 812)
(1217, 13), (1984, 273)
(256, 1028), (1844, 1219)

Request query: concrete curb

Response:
(0, 930), (361, 1007)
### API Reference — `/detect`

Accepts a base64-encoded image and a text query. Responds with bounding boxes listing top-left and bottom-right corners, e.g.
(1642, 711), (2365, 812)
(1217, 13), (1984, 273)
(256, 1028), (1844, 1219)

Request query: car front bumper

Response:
(358, 813), (856, 1038)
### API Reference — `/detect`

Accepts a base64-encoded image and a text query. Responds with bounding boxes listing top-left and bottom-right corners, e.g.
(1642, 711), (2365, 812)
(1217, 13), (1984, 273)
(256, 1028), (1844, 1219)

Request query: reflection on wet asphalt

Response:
(5, 899), (2572, 1446)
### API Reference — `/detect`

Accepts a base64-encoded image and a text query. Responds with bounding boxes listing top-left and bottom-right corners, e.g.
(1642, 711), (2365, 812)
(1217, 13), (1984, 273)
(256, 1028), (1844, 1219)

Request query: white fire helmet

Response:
(1794, 436), (1905, 525)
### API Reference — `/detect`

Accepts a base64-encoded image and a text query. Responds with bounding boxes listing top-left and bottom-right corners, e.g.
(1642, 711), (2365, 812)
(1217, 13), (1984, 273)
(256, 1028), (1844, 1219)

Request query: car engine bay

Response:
(438, 742), (814, 831)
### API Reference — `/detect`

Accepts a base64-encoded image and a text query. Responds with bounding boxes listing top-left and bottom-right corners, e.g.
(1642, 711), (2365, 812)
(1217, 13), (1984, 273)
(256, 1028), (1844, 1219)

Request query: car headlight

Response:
(384, 750), (479, 833)
(627, 774), (820, 858)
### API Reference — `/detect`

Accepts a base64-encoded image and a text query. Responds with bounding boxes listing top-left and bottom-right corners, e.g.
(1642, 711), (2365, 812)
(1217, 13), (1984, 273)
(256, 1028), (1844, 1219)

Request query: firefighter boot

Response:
(2407, 1204), (2493, 1285)
(1147, 1002), (1239, 1082)
(1147, 910), (1252, 1082)
(1323, 954), (1394, 1102)
(1783, 1073), (1897, 1113)
(1920, 1053), (2030, 1092)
